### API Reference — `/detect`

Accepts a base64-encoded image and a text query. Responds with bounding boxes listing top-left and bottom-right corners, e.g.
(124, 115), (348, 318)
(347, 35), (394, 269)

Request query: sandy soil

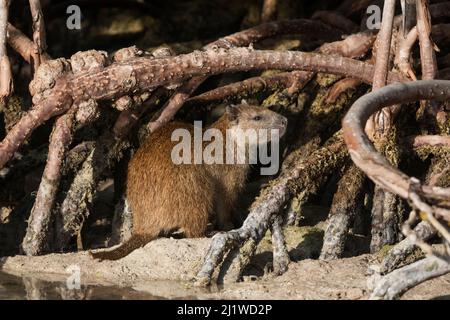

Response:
(1, 228), (449, 300)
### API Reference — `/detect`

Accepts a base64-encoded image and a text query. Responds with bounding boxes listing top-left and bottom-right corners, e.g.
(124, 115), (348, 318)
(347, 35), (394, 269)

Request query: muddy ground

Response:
(1, 226), (449, 300)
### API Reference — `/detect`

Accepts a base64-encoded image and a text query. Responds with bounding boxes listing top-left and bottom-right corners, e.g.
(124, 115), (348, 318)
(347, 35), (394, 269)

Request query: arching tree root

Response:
(196, 134), (348, 285)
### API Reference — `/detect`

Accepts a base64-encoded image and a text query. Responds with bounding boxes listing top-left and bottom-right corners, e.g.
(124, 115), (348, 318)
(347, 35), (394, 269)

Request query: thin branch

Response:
(401, 0), (416, 37)
(0, 0), (12, 107)
(372, 0), (396, 90)
(186, 71), (308, 105)
(396, 26), (418, 80)
(416, 0), (437, 80)
(29, 0), (48, 72)
(326, 78), (362, 104)
(113, 88), (166, 139)
(6, 24), (39, 63)
(319, 31), (377, 59)
(366, 0), (396, 137)
(409, 192), (450, 242)
(408, 135), (450, 148)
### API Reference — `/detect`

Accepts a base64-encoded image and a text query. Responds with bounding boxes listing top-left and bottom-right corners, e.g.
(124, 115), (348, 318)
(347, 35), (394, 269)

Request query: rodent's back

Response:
(127, 122), (217, 237)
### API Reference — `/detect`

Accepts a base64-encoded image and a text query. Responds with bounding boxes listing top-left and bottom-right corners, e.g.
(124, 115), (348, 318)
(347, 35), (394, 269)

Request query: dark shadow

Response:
(431, 295), (450, 300)
(0, 195), (35, 257)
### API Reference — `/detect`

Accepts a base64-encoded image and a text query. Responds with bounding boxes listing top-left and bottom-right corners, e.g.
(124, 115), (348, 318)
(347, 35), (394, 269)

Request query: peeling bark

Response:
(54, 149), (95, 250)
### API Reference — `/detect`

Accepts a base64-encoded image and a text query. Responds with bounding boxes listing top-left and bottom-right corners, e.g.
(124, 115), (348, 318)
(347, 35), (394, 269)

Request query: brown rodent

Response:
(91, 104), (287, 260)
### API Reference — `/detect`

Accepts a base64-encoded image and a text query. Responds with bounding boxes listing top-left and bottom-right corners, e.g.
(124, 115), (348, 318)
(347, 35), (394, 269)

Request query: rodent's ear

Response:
(226, 105), (239, 122)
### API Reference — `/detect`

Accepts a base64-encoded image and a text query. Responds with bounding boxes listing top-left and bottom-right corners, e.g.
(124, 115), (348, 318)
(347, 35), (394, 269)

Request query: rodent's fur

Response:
(91, 104), (287, 260)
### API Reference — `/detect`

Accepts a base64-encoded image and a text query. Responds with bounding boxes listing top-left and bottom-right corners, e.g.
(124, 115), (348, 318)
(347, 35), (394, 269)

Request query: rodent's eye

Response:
(253, 115), (262, 121)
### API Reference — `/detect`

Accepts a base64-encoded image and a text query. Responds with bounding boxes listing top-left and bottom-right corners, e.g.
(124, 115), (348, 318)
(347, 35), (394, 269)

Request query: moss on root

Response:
(258, 225), (324, 261)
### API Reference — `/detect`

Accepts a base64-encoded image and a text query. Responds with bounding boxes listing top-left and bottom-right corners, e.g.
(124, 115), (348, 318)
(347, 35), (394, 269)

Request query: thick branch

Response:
(21, 111), (74, 255)
(379, 155), (447, 275)
(380, 221), (435, 274)
(147, 19), (342, 133)
(188, 31), (376, 107)
(342, 80), (450, 202)
(326, 78), (362, 104)
(409, 135), (450, 148)
(320, 164), (365, 260)
(0, 47), (407, 169)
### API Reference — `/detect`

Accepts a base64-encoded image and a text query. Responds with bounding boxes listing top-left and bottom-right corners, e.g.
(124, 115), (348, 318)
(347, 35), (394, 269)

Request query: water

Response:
(0, 271), (161, 300)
